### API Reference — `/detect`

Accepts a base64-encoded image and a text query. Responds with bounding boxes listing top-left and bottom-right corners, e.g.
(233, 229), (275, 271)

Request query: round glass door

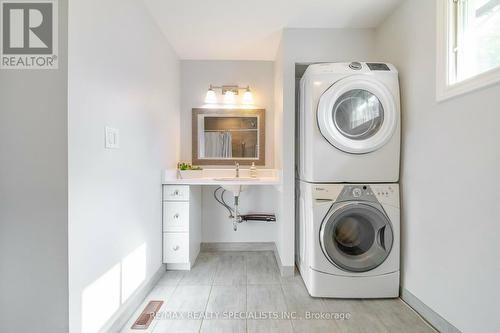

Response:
(317, 75), (397, 154)
(333, 89), (384, 140)
(320, 202), (393, 272)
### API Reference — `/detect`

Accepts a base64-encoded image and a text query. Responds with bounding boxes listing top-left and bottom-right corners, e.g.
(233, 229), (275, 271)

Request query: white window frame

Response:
(436, 0), (500, 102)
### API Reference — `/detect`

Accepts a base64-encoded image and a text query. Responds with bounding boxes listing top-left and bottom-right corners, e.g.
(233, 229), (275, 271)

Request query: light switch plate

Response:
(105, 126), (120, 149)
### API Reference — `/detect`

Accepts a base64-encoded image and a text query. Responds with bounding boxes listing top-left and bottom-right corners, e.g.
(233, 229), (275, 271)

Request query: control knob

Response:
(352, 188), (362, 197)
(349, 62), (362, 70)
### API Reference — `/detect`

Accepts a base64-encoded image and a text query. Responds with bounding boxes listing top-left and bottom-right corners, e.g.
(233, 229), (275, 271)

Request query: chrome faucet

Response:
(235, 163), (240, 178)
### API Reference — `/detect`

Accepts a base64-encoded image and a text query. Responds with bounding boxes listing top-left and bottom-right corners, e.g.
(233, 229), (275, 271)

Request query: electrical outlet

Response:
(105, 126), (120, 149)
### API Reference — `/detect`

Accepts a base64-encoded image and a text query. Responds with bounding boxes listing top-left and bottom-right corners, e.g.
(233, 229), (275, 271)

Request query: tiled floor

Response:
(121, 251), (435, 333)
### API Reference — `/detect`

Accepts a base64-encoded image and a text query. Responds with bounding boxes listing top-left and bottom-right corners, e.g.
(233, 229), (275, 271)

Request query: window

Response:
(437, 0), (500, 101)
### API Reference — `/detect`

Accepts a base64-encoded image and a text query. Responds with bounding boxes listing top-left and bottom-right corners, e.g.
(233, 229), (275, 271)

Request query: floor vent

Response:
(131, 300), (163, 330)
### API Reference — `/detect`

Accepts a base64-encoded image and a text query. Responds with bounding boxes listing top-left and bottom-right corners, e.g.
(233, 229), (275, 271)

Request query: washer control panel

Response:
(373, 185), (395, 198)
(338, 185), (376, 202)
(371, 184), (399, 207)
(310, 183), (399, 208)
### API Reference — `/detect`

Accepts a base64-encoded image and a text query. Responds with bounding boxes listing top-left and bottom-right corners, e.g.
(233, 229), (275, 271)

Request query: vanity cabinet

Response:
(162, 185), (201, 270)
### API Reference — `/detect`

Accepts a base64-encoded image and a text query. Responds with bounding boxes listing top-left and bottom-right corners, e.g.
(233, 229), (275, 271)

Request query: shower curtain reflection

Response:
(203, 131), (233, 158)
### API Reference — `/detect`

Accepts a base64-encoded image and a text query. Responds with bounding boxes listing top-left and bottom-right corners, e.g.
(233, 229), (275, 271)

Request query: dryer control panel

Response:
(367, 63), (391, 71)
(303, 62), (398, 76)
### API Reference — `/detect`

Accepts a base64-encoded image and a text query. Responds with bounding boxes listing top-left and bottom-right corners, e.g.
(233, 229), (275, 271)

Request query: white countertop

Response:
(163, 168), (281, 186)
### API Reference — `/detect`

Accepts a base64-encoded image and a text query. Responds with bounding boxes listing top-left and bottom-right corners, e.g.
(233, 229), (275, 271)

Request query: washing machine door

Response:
(320, 201), (394, 272)
(317, 75), (397, 154)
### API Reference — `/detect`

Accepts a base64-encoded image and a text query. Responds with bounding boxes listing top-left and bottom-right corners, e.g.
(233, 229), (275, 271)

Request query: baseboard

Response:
(199, 242), (294, 277)
(167, 262), (192, 270)
(273, 244), (295, 277)
(400, 287), (462, 333)
(102, 264), (166, 333)
(200, 242), (275, 252)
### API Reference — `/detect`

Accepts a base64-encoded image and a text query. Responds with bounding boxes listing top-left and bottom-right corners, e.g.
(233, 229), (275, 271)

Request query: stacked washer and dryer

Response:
(297, 62), (401, 298)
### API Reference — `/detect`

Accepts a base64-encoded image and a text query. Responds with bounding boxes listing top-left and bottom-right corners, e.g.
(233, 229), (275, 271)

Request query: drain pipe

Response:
(213, 186), (276, 231)
(232, 194), (243, 231)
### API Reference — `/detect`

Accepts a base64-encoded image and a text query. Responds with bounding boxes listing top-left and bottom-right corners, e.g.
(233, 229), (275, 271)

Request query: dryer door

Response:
(320, 201), (394, 272)
(317, 75), (397, 154)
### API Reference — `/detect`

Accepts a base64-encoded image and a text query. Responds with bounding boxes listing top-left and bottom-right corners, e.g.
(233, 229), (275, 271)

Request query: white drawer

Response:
(163, 233), (189, 263)
(163, 202), (189, 232)
(163, 185), (189, 201)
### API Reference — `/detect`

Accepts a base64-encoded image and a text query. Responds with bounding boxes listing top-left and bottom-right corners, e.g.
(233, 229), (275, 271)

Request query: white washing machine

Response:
(298, 62), (401, 183)
(297, 181), (400, 298)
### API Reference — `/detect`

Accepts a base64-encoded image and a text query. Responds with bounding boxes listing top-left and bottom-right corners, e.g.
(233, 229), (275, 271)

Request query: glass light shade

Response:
(242, 90), (253, 105)
(205, 89), (217, 104)
(223, 90), (236, 104)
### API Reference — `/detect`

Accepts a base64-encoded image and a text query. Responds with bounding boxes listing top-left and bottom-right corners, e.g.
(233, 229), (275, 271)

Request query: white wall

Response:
(275, 28), (376, 268)
(180, 60), (279, 242)
(376, 1), (500, 332)
(68, 0), (180, 332)
(0, 1), (68, 332)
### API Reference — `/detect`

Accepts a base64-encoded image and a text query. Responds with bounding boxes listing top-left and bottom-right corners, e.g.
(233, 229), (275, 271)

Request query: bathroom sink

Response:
(219, 184), (247, 196)
(213, 177), (258, 181)
(213, 177), (255, 195)
(213, 177), (258, 196)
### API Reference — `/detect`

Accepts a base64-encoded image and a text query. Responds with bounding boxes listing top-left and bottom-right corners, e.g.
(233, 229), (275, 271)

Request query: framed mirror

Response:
(192, 108), (265, 165)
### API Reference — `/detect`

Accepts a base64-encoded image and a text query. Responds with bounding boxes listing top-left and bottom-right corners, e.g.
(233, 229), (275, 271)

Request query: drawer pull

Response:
(173, 190), (180, 196)
(173, 213), (180, 219)
(172, 245), (180, 251)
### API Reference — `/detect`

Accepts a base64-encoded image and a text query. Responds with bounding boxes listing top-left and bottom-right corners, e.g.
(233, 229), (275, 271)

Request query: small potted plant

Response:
(177, 162), (203, 179)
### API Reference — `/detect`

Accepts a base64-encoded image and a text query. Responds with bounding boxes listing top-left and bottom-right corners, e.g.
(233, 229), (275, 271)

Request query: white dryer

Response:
(297, 181), (400, 298)
(298, 62), (401, 183)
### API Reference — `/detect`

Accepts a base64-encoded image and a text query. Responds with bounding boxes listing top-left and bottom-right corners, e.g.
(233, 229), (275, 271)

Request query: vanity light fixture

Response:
(204, 85), (253, 105)
(223, 90), (236, 104)
(242, 86), (253, 105)
(204, 85), (217, 104)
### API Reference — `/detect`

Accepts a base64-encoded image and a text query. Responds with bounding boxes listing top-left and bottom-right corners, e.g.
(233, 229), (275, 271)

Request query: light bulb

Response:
(242, 88), (253, 105)
(224, 90), (236, 104)
(205, 87), (217, 104)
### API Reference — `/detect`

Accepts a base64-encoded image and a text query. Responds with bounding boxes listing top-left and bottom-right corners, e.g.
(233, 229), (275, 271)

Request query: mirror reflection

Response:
(201, 116), (258, 159)
(192, 108), (265, 165)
